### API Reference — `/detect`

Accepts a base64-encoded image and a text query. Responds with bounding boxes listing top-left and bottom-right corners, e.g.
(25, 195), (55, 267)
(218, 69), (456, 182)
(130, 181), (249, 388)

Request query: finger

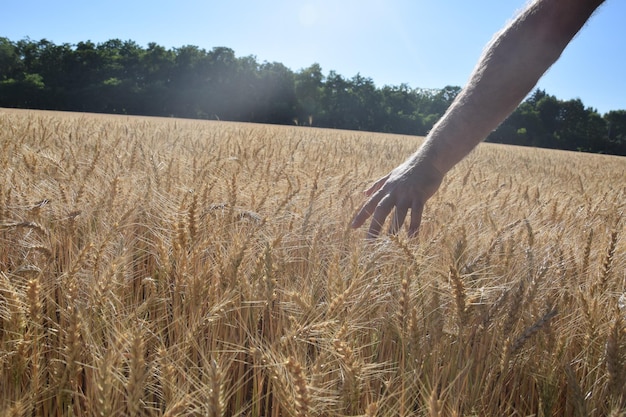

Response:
(364, 174), (390, 197)
(367, 194), (395, 239)
(351, 188), (386, 229)
(388, 204), (409, 235)
(407, 200), (425, 238)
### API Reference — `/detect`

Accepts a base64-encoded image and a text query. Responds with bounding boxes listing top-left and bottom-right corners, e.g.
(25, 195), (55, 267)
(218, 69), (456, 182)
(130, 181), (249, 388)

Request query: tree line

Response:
(1, 37), (624, 155)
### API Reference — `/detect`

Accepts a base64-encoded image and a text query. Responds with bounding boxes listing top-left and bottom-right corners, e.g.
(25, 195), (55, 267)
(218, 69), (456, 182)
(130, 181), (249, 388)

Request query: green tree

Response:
(141, 42), (175, 115)
(380, 84), (425, 135)
(556, 99), (606, 152)
(169, 44), (208, 117)
(605, 110), (626, 155)
(347, 73), (381, 131)
(254, 62), (297, 124)
(535, 93), (561, 144)
(0, 39), (50, 108)
(429, 85), (461, 115)
(203, 46), (239, 119)
(0, 37), (21, 80)
(295, 63), (324, 125)
(0, 37), (22, 107)
(321, 70), (351, 128)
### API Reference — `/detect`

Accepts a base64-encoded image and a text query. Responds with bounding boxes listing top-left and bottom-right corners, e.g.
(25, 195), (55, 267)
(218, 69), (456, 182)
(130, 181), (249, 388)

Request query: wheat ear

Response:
(202, 358), (224, 417)
(606, 309), (625, 399)
(449, 265), (467, 327)
(286, 357), (310, 417)
(598, 229), (618, 290)
(126, 331), (146, 417)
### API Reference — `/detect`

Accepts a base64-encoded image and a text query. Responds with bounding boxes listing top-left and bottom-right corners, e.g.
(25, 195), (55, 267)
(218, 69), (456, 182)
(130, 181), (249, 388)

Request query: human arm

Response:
(351, 0), (605, 239)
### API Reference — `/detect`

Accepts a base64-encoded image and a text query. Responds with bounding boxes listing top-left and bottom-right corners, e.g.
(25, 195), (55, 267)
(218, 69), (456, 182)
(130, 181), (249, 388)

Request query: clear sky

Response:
(3, 0), (625, 114)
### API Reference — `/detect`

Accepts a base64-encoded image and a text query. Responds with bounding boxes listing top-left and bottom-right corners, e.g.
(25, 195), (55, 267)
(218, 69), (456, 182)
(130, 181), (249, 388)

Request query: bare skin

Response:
(351, 0), (605, 239)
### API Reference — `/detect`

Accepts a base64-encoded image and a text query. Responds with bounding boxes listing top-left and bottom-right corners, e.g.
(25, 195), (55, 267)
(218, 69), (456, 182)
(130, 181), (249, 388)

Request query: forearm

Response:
(417, 0), (604, 175)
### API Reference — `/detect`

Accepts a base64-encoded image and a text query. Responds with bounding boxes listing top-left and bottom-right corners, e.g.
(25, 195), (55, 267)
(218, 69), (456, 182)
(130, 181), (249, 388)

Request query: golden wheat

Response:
(0, 108), (625, 416)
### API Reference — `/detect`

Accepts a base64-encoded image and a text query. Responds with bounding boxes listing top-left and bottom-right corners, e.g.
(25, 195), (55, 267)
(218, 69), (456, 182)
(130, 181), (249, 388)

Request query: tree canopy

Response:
(1, 37), (624, 155)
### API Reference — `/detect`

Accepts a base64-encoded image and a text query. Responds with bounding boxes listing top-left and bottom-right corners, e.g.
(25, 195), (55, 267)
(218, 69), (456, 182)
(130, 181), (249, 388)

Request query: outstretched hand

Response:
(350, 0), (604, 239)
(350, 156), (443, 239)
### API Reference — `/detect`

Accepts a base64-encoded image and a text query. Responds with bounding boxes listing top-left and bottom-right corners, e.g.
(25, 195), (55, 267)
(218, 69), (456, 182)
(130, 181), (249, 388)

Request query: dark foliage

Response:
(1, 37), (624, 155)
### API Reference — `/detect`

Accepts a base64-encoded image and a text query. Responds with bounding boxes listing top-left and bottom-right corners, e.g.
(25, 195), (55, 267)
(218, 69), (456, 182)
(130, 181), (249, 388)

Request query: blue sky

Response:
(4, 0), (625, 114)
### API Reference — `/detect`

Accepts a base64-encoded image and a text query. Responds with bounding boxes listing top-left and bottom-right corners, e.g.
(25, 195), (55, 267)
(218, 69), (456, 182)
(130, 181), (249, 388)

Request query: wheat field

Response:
(0, 108), (625, 416)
